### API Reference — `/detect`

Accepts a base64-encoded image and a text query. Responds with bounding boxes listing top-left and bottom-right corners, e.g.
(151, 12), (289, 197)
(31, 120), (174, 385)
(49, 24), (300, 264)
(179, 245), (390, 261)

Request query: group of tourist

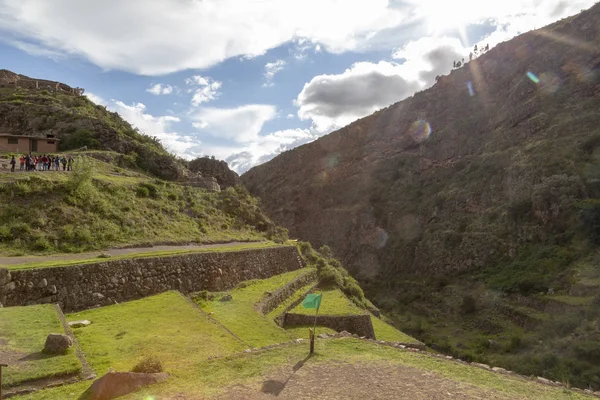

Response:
(8, 153), (74, 172)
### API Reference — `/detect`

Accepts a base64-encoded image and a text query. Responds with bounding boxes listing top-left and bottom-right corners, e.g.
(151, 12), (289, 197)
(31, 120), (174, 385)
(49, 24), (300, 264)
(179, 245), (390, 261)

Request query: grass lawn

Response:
(196, 268), (314, 347)
(65, 291), (245, 376)
(266, 281), (316, 319)
(0, 304), (81, 387)
(285, 326), (338, 338)
(6, 242), (280, 271)
(290, 288), (419, 343)
(18, 339), (596, 400)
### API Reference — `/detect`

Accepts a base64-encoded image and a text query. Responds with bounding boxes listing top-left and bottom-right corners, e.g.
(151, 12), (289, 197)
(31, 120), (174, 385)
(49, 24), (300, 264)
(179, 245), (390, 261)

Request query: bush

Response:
(460, 295), (477, 314)
(136, 186), (150, 198)
(318, 265), (343, 287)
(131, 356), (163, 373)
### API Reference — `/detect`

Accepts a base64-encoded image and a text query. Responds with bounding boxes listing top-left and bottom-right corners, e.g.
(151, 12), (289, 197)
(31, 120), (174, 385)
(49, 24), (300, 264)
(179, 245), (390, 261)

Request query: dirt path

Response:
(0, 241), (265, 266)
(211, 361), (515, 400)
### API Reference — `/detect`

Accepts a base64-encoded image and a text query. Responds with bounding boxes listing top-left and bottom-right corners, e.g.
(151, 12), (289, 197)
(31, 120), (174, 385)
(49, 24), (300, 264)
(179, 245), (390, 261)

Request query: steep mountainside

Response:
(0, 73), (185, 180)
(242, 4), (600, 388)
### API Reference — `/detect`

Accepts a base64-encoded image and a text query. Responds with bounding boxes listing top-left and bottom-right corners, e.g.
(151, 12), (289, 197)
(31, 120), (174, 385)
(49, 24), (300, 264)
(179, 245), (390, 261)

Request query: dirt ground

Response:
(165, 360), (515, 400)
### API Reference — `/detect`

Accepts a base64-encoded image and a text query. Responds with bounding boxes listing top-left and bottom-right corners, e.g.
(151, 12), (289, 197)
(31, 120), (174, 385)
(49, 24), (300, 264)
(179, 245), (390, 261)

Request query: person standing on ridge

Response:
(9, 155), (16, 172)
(19, 155), (24, 171)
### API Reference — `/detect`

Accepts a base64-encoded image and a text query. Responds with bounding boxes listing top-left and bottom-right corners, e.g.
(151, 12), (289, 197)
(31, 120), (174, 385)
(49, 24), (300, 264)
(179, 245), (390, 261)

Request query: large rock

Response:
(80, 372), (169, 400)
(188, 157), (239, 189)
(43, 333), (73, 354)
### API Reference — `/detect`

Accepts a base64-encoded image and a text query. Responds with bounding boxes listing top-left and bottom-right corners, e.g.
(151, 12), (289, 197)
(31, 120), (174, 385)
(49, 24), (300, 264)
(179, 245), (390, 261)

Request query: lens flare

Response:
(407, 120), (432, 143)
(539, 72), (561, 94)
(466, 81), (475, 97)
(526, 71), (540, 84)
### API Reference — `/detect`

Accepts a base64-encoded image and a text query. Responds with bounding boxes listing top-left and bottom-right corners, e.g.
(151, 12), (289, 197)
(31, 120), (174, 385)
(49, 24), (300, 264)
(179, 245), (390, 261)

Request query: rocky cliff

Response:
(243, 5), (600, 281)
(242, 6), (600, 387)
(189, 157), (240, 189)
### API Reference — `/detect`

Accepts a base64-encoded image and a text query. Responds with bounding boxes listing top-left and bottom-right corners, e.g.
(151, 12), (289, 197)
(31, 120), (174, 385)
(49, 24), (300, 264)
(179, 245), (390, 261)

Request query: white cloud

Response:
(295, 36), (471, 132)
(84, 93), (198, 157)
(186, 75), (222, 106)
(225, 128), (318, 173)
(0, 0), (409, 75)
(286, 114), (295, 119)
(0, 0), (594, 75)
(146, 83), (173, 95)
(85, 92), (106, 106)
(191, 104), (277, 143)
(263, 60), (286, 86)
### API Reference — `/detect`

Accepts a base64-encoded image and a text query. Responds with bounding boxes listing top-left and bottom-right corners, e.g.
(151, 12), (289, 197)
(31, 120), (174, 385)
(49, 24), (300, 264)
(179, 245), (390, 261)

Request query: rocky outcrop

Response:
(0, 246), (303, 312)
(242, 5), (600, 279)
(189, 157), (239, 189)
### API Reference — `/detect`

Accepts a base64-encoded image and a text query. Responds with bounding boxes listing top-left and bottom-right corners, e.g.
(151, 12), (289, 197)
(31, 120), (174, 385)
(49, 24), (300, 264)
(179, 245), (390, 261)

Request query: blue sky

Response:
(0, 0), (594, 173)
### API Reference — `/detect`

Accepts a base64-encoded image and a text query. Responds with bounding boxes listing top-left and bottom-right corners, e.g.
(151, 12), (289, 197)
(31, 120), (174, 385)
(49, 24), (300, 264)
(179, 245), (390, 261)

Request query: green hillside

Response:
(1, 273), (595, 399)
(0, 154), (285, 255)
(0, 84), (184, 181)
(241, 4), (600, 389)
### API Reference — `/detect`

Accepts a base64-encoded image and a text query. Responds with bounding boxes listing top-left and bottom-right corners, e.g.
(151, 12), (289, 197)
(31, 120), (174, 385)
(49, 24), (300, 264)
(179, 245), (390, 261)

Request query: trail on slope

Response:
(0, 241), (265, 266)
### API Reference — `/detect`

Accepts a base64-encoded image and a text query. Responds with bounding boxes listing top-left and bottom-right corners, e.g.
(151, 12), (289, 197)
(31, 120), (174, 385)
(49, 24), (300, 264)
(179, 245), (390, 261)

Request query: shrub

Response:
(460, 295), (477, 314)
(318, 245), (333, 258)
(138, 182), (160, 199)
(318, 265), (343, 287)
(136, 186), (150, 198)
(131, 356), (163, 373)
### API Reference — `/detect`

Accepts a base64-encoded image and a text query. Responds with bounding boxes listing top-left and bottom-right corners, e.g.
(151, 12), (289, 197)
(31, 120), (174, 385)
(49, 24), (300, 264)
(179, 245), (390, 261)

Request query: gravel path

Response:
(0, 241), (265, 266)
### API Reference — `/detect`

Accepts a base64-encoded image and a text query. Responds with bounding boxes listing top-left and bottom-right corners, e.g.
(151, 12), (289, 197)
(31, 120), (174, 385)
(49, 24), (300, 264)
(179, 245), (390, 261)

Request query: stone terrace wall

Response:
(283, 313), (376, 339)
(0, 246), (303, 312)
(258, 270), (317, 315)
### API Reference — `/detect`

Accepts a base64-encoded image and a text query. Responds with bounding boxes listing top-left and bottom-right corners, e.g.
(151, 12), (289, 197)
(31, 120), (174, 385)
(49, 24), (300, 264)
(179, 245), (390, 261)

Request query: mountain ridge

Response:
(241, 3), (600, 388)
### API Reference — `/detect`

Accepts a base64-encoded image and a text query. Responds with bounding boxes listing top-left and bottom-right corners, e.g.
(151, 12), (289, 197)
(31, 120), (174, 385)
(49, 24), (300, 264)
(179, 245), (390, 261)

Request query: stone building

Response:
(0, 134), (59, 153)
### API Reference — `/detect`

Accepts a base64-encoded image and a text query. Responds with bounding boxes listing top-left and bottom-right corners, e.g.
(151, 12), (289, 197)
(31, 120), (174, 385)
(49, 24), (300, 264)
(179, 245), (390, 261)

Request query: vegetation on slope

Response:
(0, 154), (287, 255)
(0, 86), (185, 180)
(241, 4), (600, 390)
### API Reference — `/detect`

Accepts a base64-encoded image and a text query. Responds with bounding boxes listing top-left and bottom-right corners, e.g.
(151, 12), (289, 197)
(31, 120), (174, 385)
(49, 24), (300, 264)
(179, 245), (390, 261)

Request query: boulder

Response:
(43, 333), (73, 354)
(80, 372), (169, 400)
(68, 320), (92, 328)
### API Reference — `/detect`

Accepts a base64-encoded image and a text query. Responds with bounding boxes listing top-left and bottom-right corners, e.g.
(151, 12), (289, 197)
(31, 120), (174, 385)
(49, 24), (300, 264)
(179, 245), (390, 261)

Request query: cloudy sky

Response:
(0, 0), (594, 173)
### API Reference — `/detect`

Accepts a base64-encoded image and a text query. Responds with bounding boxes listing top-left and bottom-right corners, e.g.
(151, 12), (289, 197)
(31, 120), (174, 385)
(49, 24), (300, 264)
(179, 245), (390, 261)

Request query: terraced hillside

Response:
(1, 268), (597, 399)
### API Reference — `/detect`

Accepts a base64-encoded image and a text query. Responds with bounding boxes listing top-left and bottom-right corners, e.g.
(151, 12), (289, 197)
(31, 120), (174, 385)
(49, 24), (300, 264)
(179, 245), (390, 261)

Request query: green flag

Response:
(302, 293), (322, 310)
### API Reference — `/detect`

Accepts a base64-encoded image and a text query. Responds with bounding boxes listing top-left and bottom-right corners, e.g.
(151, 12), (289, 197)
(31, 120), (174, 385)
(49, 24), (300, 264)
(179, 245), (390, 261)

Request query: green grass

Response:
(290, 288), (419, 343)
(549, 295), (596, 306)
(266, 281), (316, 319)
(291, 288), (364, 316)
(196, 269), (313, 347)
(65, 291), (244, 376)
(0, 155), (285, 256)
(371, 316), (422, 344)
(6, 242), (280, 271)
(0, 305), (81, 387)
(18, 339), (596, 400)
(285, 326), (338, 338)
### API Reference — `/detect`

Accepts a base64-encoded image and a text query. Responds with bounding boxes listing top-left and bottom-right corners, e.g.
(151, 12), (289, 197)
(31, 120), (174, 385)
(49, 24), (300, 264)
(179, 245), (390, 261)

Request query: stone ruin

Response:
(0, 69), (84, 96)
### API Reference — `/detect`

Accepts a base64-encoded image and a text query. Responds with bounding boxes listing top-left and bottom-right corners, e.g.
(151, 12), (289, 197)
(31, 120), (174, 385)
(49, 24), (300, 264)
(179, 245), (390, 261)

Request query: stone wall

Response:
(283, 313), (376, 339)
(0, 246), (303, 312)
(258, 270), (317, 315)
